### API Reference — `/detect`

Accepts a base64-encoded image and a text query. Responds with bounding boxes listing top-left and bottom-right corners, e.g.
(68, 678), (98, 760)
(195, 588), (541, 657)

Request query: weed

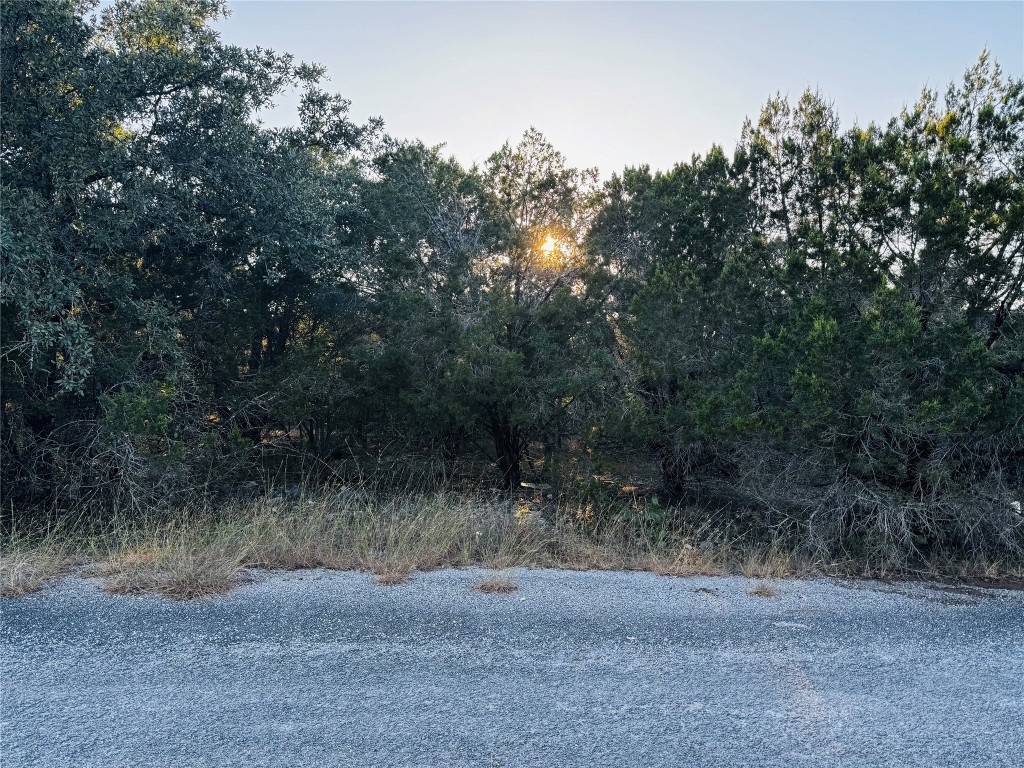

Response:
(473, 575), (518, 594)
(740, 547), (796, 580)
(374, 571), (411, 586)
(750, 582), (778, 598)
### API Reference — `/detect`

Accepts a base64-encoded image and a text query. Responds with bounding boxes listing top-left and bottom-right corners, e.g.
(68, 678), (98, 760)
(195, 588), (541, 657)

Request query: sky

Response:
(213, 1), (1024, 176)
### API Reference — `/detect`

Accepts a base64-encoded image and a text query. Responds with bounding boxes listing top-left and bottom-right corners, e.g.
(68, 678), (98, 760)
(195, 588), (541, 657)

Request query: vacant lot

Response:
(3, 570), (1022, 767)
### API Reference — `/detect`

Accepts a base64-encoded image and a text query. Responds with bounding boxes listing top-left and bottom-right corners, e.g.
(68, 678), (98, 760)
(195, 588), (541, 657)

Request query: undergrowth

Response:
(2, 488), (1021, 599)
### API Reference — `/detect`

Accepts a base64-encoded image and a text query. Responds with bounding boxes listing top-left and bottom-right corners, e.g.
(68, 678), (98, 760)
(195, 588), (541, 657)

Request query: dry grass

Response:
(750, 582), (778, 598)
(5, 493), (557, 599)
(374, 571), (411, 586)
(1, 549), (71, 597)
(0, 529), (84, 597)
(2, 489), (1021, 600)
(647, 544), (727, 578)
(88, 547), (247, 599)
(473, 575), (518, 594)
(739, 547), (797, 579)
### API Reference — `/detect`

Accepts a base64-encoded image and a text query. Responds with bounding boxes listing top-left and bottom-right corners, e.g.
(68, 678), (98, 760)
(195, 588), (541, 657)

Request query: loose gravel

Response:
(2, 569), (1023, 767)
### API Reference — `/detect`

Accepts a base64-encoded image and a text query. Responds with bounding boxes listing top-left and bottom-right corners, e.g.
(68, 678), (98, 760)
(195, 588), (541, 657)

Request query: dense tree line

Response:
(3, 1), (1022, 559)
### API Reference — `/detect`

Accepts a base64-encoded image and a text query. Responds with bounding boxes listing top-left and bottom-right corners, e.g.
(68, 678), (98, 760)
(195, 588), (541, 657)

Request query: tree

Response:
(359, 131), (613, 489)
(591, 147), (758, 495)
(1, 0), (373, 509)
(732, 56), (1024, 553)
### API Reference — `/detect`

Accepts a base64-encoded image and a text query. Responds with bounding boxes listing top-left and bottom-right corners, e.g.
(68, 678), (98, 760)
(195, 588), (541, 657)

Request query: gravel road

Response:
(2, 569), (1022, 767)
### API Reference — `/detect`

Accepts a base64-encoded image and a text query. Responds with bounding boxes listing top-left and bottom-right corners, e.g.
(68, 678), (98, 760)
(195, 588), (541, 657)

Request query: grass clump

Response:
(749, 582), (778, 598)
(473, 574), (518, 594)
(1, 549), (72, 597)
(0, 529), (83, 597)
(88, 541), (247, 600)
(373, 571), (411, 586)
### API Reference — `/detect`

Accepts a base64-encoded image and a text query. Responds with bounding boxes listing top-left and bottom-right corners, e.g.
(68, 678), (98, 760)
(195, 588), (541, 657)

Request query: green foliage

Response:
(101, 383), (176, 437)
(591, 53), (1023, 556)
(1, 4), (1020, 560)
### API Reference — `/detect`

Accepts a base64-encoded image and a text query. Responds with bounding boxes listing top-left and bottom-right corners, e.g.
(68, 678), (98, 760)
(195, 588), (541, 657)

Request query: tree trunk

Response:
(489, 411), (522, 491)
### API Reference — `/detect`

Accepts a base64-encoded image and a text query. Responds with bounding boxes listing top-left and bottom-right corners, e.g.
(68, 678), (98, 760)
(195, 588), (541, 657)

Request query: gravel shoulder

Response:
(3, 569), (1023, 767)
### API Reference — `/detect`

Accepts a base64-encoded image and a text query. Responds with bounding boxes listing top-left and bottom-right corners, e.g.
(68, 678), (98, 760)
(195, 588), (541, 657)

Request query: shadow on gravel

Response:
(834, 577), (1024, 606)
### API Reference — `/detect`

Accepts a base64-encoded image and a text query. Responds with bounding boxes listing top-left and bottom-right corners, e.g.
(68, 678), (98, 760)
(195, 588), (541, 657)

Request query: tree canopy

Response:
(2, 1), (1022, 561)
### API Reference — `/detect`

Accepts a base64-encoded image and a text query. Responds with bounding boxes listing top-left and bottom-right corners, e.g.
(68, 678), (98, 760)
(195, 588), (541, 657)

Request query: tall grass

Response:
(2, 487), (1020, 599)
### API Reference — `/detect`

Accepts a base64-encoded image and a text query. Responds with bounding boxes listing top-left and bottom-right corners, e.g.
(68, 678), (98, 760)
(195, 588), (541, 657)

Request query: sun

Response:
(534, 231), (577, 272)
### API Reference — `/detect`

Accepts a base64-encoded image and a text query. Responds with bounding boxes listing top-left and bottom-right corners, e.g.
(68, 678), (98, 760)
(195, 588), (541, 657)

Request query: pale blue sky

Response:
(214, 1), (1024, 174)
